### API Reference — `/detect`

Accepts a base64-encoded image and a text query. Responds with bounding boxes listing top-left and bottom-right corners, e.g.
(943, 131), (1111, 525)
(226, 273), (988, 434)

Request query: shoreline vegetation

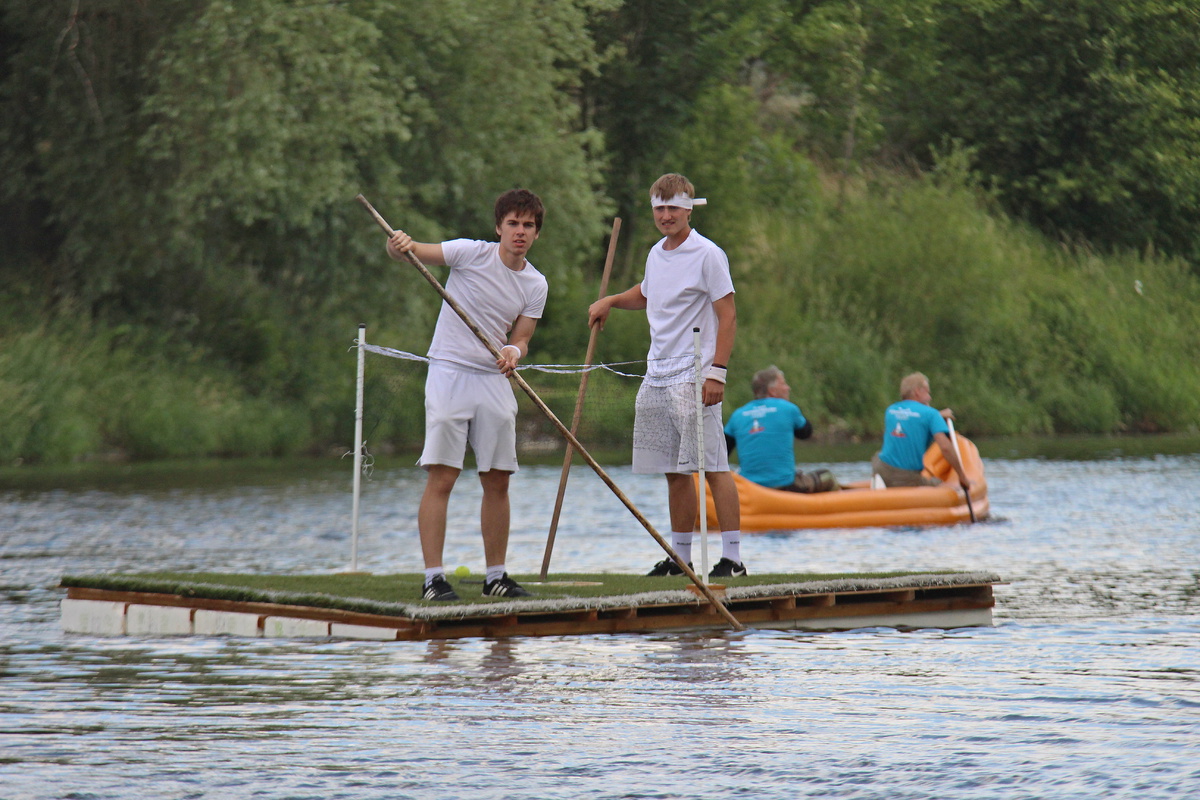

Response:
(4, 170), (1199, 469)
(4, 433), (1200, 494)
(4, 2), (1199, 468)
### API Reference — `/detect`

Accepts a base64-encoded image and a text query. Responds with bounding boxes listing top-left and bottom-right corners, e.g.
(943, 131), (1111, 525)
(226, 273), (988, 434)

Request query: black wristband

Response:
(712, 363), (726, 369)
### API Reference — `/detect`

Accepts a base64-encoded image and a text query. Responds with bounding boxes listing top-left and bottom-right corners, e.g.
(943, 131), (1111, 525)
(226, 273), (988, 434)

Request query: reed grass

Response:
(726, 173), (1200, 437)
(0, 317), (312, 464)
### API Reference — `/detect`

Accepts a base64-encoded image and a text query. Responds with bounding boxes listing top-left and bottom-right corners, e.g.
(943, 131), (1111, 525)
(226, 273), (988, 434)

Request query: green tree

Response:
(667, 83), (820, 243)
(760, 1), (941, 173)
(0, 0), (621, 461)
(584, 0), (784, 278)
(0, 0), (616, 358)
(910, 0), (1200, 262)
(368, 0), (617, 271)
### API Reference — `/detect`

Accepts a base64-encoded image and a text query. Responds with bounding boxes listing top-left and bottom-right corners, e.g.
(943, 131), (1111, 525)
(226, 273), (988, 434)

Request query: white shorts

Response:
(632, 382), (729, 474)
(419, 361), (519, 473)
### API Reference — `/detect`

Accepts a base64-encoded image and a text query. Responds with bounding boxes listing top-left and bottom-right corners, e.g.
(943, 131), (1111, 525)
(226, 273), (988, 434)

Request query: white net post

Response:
(693, 327), (709, 583)
(350, 323), (366, 572)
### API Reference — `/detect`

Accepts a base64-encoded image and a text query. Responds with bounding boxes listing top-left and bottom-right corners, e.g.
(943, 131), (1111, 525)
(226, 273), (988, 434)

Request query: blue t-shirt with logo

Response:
(879, 400), (949, 471)
(724, 398), (808, 488)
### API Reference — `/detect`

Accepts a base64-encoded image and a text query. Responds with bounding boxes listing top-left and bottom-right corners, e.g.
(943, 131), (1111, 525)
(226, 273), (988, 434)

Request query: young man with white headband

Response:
(386, 188), (547, 601)
(588, 173), (746, 577)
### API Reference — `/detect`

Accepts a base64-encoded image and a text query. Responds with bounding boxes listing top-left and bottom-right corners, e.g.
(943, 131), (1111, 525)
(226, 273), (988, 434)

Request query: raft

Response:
(60, 571), (1001, 641)
(704, 434), (989, 531)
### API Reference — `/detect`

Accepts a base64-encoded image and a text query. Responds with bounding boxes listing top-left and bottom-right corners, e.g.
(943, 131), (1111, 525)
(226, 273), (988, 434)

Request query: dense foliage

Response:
(2, 0), (1199, 463)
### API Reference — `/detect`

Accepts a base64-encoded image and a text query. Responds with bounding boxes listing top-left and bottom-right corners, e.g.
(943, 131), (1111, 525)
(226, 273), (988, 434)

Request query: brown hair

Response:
(649, 173), (695, 203)
(495, 188), (545, 231)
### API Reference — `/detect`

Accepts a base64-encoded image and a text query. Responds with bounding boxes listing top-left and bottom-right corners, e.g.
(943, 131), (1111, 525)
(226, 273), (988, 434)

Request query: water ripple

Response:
(2, 457), (1200, 798)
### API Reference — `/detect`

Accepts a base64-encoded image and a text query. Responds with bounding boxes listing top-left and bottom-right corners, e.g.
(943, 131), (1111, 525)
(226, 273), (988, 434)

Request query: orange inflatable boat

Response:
(701, 434), (989, 531)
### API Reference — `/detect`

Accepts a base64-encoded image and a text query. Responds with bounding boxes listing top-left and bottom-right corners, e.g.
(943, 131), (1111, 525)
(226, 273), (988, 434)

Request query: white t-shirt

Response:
(640, 230), (735, 386)
(426, 239), (548, 372)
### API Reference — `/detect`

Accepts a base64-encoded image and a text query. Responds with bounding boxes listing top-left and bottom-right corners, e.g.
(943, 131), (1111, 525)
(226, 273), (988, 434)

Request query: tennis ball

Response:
(454, 565), (470, 578)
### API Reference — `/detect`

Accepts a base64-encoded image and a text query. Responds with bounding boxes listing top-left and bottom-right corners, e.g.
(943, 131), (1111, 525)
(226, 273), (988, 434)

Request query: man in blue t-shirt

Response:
(725, 366), (838, 493)
(872, 372), (972, 489)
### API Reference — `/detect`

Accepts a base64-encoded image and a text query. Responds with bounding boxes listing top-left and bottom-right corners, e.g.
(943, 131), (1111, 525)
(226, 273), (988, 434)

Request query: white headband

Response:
(650, 192), (707, 209)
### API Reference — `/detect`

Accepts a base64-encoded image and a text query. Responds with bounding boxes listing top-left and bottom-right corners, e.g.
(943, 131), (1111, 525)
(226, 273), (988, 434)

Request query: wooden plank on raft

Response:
(62, 578), (998, 641)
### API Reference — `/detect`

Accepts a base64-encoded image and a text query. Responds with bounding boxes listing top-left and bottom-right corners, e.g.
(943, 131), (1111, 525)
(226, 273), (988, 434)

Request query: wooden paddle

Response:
(539, 217), (621, 578)
(356, 195), (743, 631)
(946, 418), (976, 523)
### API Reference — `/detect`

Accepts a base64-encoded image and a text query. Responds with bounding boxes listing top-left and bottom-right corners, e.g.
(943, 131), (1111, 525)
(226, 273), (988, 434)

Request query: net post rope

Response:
(345, 342), (700, 477)
(358, 343), (693, 381)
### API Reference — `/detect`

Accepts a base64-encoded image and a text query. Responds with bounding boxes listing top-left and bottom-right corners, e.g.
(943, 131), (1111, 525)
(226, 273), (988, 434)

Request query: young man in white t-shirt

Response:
(386, 189), (548, 601)
(588, 173), (745, 577)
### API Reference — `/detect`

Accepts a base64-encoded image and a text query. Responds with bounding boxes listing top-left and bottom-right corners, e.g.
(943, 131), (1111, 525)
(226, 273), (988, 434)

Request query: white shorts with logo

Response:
(419, 360), (519, 473)
(632, 381), (729, 474)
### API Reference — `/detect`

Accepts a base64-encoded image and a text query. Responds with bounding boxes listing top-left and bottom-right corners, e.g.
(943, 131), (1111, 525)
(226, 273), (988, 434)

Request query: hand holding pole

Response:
(946, 418), (976, 523)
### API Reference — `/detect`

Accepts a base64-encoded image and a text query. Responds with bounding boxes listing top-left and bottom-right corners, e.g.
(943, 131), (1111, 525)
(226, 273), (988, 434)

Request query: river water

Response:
(2, 452), (1199, 799)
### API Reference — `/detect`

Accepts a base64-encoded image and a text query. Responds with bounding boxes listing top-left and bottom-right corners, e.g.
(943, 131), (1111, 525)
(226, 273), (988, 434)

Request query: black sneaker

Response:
(422, 575), (460, 602)
(710, 557), (748, 578)
(482, 573), (532, 598)
(647, 558), (691, 576)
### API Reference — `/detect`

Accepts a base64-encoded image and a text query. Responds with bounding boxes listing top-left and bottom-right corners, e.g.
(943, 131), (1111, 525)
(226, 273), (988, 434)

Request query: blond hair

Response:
(899, 372), (929, 400)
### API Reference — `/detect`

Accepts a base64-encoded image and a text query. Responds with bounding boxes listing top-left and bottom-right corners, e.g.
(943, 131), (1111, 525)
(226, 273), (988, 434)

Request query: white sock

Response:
(721, 530), (742, 564)
(424, 567), (445, 585)
(485, 564), (506, 584)
(671, 531), (693, 565)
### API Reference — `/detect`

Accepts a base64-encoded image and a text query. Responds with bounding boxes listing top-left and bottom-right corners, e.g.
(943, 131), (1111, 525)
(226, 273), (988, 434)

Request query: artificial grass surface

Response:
(61, 569), (945, 612)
